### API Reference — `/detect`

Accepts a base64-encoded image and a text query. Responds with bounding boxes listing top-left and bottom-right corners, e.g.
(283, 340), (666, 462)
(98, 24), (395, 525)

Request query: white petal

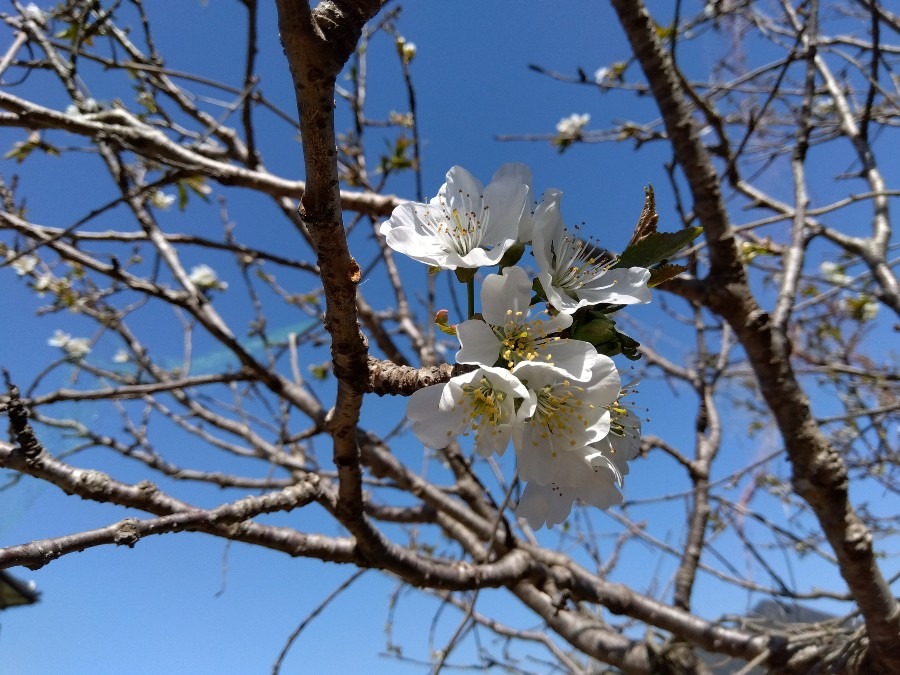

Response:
(531, 190), (565, 273)
(578, 266), (651, 306)
(456, 319), (501, 367)
(474, 422), (513, 458)
(407, 384), (464, 448)
(452, 239), (517, 268)
(480, 265), (533, 326)
(537, 271), (580, 314)
(481, 176), (529, 244)
(491, 163), (534, 243)
(379, 203), (453, 268)
(438, 166), (485, 213)
(527, 338), (596, 381)
(516, 481), (575, 529)
(491, 163), (532, 190)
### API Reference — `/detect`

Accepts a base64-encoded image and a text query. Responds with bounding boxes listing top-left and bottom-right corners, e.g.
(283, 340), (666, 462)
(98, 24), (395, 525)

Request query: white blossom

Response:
(33, 272), (53, 295)
(388, 111), (414, 128)
(65, 98), (101, 116)
(65, 338), (92, 359)
(593, 67), (610, 84)
(47, 329), (71, 348)
(515, 444), (625, 529)
(532, 190), (651, 313)
(455, 265), (595, 380)
(819, 261), (849, 286)
(112, 350), (130, 363)
(8, 253), (38, 276)
(556, 113), (590, 137)
(149, 191), (176, 210)
(379, 164), (531, 269)
(845, 295), (879, 322)
(189, 264), (228, 291)
(516, 388), (641, 529)
(399, 39), (416, 64)
(406, 366), (530, 458)
(512, 354), (621, 482)
(48, 330), (91, 359)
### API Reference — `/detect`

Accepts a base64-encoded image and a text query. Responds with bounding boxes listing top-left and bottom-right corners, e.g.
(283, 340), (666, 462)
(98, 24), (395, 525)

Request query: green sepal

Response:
(531, 277), (548, 304)
(498, 242), (525, 269)
(571, 312), (618, 345)
(571, 311), (642, 361)
(454, 267), (476, 283)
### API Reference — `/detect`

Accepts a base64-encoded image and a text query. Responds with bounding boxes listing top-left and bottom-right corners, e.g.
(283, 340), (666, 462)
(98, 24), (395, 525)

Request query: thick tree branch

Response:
(609, 1), (900, 671)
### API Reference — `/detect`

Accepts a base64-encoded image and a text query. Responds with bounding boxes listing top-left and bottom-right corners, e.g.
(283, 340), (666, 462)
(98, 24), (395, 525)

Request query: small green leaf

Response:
(4, 139), (60, 163)
(176, 182), (189, 210)
(175, 175), (211, 210)
(615, 226), (703, 269)
(4, 142), (35, 163)
(435, 309), (457, 336)
(648, 264), (689, 287)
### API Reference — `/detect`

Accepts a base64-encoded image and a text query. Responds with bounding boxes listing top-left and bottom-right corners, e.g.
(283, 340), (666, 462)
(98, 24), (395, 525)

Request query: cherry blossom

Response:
(455, 266), (594, 380)
(512, 354), (621, 483)
(532, 190), (651, 313)
(515, 444), (626, 529)
(379, 164), (531, 269)
(406, 365), (530, 458)
(189, 264), (228, 291)
(48, 330), (91, 359)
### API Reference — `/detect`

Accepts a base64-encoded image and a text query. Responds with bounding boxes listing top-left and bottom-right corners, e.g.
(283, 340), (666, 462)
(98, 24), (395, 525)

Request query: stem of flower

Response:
(467, 278), (475, 318)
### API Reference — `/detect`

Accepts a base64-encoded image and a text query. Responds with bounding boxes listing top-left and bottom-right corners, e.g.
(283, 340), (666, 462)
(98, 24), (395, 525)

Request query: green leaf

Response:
(627, 185), (659, 247)
(648, 264), (689, 288)
(175, 176), (211, 210)
(176, 182), (189, 211)
(615, 226), (702, 269)
(55, 23), (98, 46)
(4, 139), (60, 164)
(4, 142), (35, 163)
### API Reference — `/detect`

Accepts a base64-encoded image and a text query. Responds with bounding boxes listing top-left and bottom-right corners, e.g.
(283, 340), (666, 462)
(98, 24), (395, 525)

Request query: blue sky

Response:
(1, 1), (896, 673)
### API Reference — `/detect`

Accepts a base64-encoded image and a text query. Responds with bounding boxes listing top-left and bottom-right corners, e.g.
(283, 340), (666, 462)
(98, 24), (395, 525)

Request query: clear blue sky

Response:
(1, 2), (894, 673)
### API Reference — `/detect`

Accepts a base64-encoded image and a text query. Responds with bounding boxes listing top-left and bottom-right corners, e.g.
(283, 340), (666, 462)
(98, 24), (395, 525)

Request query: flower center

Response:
(530, 380), (594, 455)
(427, 190), (490, 256)
(549, 231), (611, 295)
(460, 376), (507, 433)
(495, 309), (561, 368)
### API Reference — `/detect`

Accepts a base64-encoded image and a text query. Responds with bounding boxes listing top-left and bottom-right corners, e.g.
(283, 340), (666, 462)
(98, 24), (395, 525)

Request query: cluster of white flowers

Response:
(593, 67), (611, 85)
(64, 98), (101, 117)
(819, 261), (849, 287)
(7, 251), (38, 276)
(149, 191), (176, 210)
(396, 36), (416, 65)
(819, 260), (881, 322)
(188, 264), (227, 292)
(48, 329), (91, 359)
(380, 164), (649, 529)
(556, 113), (590, 138)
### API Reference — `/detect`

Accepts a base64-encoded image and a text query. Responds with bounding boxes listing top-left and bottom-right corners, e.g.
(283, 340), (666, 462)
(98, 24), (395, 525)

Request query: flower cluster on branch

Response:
(381, 164), (665, 527)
